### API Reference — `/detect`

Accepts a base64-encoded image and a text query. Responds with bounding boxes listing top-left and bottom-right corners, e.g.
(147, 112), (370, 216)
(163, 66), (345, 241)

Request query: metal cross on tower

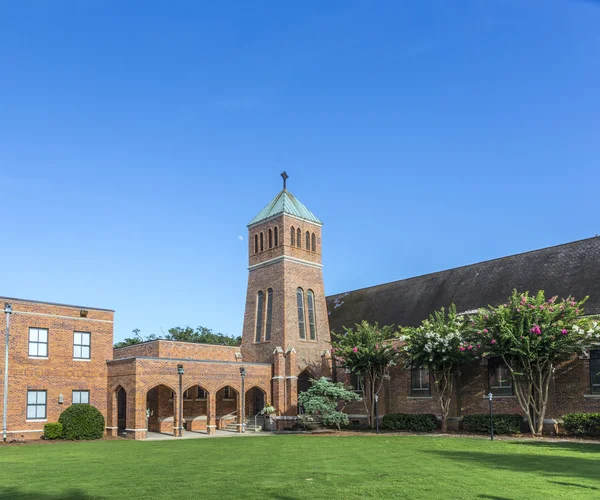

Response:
(281, 171), (289, 190)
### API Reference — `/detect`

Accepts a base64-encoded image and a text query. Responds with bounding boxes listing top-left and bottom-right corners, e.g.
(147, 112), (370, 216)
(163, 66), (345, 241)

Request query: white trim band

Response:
(6, 429), (45, 433)
(13, 311), (113, 323)
(125, 428), (148, 432)
(249, 255), (323, 271)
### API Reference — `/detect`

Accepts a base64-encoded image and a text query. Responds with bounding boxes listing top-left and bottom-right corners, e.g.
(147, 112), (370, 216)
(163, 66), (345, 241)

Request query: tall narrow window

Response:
(260, 232), (264, 252)
(411, 367), (431, 396)
(488, 357), (513, 396)
(306, 231), (310, 250)
(291, 227), (295, 246)
(311, 233), (316, 252)
(265, 288), (273, 341)
(591, 350), (600, 394)
(28, 328), (48, 358)
(255, 291), (264, 342)
(73, 332), (91, 360)
(254, 234), (258, 254)
(268, 229), (273, 249)
(306, 290), (316, 340)
(350, 372), (363, 393)
(274, 226), (278, 246)
(297, 288), (306, 339)
(297, 228), (301, 248)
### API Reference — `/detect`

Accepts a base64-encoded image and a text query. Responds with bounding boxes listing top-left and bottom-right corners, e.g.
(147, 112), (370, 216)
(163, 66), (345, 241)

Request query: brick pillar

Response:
(206, 392), (217, 435)
(285, 347), (298, 416)
(321, 350), (332, 380)
(106, 388), (118, 437)
(272, 347), (286, 415)
(126, 391), (147, 440)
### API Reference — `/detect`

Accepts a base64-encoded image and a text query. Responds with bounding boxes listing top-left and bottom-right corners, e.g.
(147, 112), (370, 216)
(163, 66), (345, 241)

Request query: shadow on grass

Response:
(425, 449), (600, 483)
(0, 488), (102, 499)
(508, 440), (600, 454)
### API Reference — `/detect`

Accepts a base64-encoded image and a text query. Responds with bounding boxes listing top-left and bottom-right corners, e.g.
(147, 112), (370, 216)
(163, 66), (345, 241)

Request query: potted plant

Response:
(261, 405), (276, 430)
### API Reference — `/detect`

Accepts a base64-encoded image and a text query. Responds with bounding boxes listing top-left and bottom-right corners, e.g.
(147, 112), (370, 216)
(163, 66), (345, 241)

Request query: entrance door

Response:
(253, 388), (264, 415)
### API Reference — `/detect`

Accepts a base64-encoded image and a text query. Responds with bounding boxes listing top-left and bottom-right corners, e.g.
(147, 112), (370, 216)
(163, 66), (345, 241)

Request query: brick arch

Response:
(110, 382), (132, 395)
(143, 382), (178, 396)
(182, 383), (210, 395)
(212, 383), (241, 396)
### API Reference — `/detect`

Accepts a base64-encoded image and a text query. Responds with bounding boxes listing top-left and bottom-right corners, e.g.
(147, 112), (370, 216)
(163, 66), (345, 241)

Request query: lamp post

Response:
(488, 392), (494, 441)
(374, 394), (379, 434)
(3, 303), (12, 442)
(240, 367), (246, 433)
(177, 364), (184, 437)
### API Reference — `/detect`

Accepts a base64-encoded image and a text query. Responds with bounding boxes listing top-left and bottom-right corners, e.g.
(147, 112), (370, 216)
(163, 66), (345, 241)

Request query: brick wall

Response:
(0, 297), (114, 440)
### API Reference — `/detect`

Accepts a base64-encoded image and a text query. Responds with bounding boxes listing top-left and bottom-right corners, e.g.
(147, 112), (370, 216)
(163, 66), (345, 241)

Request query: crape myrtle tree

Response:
(331, 321), (400, 428)
(402, 305), (474, 432)
(297, 377), (361, 430)
(470, 290), (600, 435)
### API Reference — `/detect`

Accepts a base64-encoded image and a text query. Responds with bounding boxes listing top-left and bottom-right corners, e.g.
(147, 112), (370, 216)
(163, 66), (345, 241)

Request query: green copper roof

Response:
(248, 189), (322, 227)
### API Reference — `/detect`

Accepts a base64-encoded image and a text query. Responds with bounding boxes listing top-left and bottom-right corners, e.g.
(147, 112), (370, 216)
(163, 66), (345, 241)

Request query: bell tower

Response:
(241, 173), (331, 383)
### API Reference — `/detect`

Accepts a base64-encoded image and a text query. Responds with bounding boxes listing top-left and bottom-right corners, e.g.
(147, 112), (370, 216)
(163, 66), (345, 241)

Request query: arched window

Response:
(311, 233), (316, 252)
(260, 232), (264, 252)
(307, 290), (316, 340)
(268, 229), (273, 249)
(291, 227), (295, 246)
(297, 288), (306, 339)
(255, 291), (264, 342)
(254, 234), (258, 254)
(306, 231), (310, 250)
(274, 226), (278, 247)
(297, 228), (301, 248)
(265, 288), (273, 341)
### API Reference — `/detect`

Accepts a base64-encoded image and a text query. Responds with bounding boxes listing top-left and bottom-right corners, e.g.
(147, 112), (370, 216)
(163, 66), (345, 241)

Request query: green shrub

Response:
(382, 413), (438, 432)
(58, 404), (105, 440)
(43, 422), (63, 440)
(562, 413), (600, 436)
(463, 414), (523, 434)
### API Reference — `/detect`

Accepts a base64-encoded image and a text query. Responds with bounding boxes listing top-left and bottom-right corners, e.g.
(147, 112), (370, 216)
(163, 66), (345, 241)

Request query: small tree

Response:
(471, 290), (599, 435)
(331, 322), (400, 428)
(402, 305), (473, 432)
(297, 377), (360, 430)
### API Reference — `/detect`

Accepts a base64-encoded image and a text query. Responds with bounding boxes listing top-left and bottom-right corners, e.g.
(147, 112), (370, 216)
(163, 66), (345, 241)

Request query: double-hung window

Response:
(27, 390), (47, 420)
(488, 357), (513, 396)
(73, 332), (91, 360)
(28, 328), (48, 358)
(411, 367), (431, 396)
(590, 350), (600, 394)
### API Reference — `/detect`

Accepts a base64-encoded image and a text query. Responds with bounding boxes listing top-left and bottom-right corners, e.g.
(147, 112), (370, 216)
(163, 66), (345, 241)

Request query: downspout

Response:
(3, 303), (12, 441)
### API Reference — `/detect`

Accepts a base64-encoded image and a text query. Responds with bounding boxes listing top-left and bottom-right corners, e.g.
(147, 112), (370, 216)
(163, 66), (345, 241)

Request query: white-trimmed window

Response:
(27, 390), (47, 420)
(28, 328), (48, 357)
(255, 291), (264, 342)
(72, 390), (90, 404)
(223, 386), (234, 400)
(197, 387), (207, 400)
(265, 288), (273, 341)
(183, 388), (193, 400)
(411, 367), (431, 396)
(488, 357), (513, 396)
(306, 290), (317, 340)
(591, 350), (600, 394)
(73, 332), (91, 359)
(297, 288), (306, 340)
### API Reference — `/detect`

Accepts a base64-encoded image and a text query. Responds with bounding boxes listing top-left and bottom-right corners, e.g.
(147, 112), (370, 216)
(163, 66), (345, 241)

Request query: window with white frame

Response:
(72, 390), (90, 404)
(73, 332), (91, 359)
(488, 357), (513, 396)
(28, 328), (48, 357)
(183, 388), (193, 400)
(591, 350), (600, 394)
(27, 390), (47, 420)
(350, 372), (363, 393)
(197, 387), (207, 400)
(411, 367), (431, 396)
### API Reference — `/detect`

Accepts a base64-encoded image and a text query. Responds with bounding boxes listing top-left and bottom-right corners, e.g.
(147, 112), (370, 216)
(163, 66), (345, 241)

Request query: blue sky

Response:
(1, 1), (599, 342)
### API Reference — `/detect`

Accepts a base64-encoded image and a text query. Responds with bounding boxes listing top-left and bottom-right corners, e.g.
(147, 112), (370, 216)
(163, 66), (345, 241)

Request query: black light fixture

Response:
(240, 367), (246, 433)
(177, 364), (184, 437)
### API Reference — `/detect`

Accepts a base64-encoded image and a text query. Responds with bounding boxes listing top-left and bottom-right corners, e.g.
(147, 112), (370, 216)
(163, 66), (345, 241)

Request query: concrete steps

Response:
(224, 416), (264, 432)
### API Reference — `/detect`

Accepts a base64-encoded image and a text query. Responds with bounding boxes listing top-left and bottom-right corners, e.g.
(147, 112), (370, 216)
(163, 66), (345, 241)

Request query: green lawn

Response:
(1, 435), (599, 499)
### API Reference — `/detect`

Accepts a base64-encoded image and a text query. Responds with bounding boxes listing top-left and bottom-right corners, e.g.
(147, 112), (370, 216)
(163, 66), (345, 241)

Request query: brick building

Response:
(1, 175), (599, 440)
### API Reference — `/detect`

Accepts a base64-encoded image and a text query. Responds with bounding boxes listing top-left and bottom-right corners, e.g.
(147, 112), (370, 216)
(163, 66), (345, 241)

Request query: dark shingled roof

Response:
(326, 237), (600, 333)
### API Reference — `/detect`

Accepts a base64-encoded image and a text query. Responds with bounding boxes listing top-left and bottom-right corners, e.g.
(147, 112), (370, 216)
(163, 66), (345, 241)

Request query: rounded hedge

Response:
(58, 404), (105, 440)
(43, 422), (63, 440)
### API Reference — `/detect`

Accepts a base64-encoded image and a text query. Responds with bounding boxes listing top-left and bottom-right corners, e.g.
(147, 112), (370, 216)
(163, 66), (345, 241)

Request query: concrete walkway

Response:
(145, 430), (275, 441)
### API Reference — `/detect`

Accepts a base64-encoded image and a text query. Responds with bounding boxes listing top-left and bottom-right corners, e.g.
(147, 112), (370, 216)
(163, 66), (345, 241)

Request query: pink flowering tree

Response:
(402, 305), (474, 432)
(470, 290), (599, 435)
(331, 321), (401, 428)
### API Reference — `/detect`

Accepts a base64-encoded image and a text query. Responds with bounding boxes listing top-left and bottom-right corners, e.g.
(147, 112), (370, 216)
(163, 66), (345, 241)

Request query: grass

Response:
(1, 435), (600, 499)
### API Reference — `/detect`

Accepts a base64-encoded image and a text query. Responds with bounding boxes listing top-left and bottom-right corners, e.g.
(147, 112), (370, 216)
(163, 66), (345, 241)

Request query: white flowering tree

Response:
(402, 305), (474, 432)
(471, 290), (600, 435)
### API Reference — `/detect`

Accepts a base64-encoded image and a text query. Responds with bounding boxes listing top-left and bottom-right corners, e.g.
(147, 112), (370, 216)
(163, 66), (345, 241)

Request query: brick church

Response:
(2, 174), (600, 440)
